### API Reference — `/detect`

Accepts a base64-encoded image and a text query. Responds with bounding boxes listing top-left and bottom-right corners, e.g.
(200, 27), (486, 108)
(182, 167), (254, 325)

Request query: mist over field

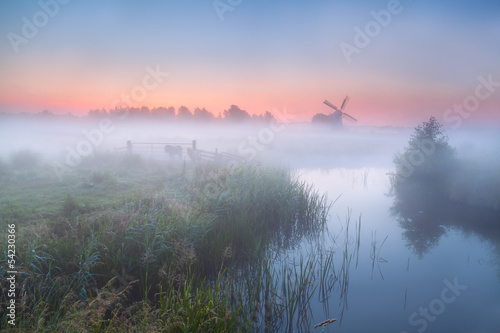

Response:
(1, 113), (498, 168)
(1, 0), (500, 331)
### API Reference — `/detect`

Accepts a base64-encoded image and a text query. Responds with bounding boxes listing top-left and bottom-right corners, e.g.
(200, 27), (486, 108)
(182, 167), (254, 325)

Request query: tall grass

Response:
(1, 157), (334, 331)
(10, 149), (40, 171)
(196, 165), (330, 270)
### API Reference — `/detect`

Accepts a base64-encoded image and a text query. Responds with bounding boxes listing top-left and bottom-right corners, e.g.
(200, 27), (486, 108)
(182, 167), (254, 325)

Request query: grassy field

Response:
(1, 150), (335, 332)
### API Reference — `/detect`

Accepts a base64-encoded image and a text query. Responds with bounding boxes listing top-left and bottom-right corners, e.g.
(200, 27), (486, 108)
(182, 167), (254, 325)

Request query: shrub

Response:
(391, 117), (456, 198)
(61, 194), (82, 219)
(0, 157), (6, 176)
(10, 149), (40, 171)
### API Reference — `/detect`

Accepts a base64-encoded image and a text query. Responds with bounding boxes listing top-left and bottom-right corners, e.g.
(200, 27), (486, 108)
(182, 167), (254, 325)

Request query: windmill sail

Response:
(323, 100), (339, 111)
(343, 112), (357, 122)
(340, 96), (349, 111)
(321, 95), (357, 125)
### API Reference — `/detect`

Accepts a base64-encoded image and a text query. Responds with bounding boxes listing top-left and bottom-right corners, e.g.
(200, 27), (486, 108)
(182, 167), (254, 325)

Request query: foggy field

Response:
(1, 115), (500, 331)
(0, 134), (332, 331)
(1, 115), (499, 176)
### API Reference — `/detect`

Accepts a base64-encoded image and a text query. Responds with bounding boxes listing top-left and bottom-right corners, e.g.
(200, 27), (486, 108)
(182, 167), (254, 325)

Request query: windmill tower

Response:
(323, 96), (357, 126)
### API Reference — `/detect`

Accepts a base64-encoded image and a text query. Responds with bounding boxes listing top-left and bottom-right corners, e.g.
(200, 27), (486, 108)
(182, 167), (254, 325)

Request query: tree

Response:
(151, 106), (175, 118)
(264, 111), (276, 123)
(140, 106), (150, 115)
(129, 107), (141, 117)
(251, 114), (263, 122)
(392, 117), (455, 188)
(39, 109), (54, 117)
(223, 105), (250, 122)
(177, 106), (192, 120)
(88, 109), (107, 118)
(193, 107), (214, 122)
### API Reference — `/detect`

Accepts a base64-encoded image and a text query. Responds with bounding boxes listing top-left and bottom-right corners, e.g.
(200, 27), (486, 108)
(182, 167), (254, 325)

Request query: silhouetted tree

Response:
(391, 116), (455, 196)
(151, 106), (175, 118)
(88, 109), (108, 118)
(264, 111), (276, 123)
(177, 106), (192, 120)
(129, 107), (141, 117)
(311, 113), (330, 123)
(39, 109), (54, 117)
(193, 107), (214, 121)
(251, 114), (264, 122)
(109, 107), (129, 119)
(223, 105), (250, 122)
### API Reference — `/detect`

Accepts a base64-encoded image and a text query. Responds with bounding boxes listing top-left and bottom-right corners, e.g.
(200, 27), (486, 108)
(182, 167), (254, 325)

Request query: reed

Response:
(1, 156), (334, 331)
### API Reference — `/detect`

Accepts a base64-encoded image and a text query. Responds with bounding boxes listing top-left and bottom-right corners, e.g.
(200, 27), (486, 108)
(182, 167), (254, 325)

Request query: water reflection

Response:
(390, 179), (500, 259)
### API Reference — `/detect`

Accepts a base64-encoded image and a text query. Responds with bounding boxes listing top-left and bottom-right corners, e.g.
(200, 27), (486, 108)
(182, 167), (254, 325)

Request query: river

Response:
(297, 167), (500, 333)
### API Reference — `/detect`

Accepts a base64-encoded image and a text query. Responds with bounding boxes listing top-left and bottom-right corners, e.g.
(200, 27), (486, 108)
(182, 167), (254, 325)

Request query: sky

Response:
(0, 0), (499, 126)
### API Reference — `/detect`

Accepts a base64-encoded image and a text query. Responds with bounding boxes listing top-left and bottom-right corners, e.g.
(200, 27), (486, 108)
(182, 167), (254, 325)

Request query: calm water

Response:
(299, 167), (500, 333)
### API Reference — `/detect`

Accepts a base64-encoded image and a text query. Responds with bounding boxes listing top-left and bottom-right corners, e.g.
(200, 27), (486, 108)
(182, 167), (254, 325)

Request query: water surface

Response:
(298, 167), (500, 332)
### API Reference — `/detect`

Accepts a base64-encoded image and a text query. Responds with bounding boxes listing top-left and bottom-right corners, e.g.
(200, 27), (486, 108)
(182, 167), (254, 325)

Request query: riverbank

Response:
(0, 150), (331, 331)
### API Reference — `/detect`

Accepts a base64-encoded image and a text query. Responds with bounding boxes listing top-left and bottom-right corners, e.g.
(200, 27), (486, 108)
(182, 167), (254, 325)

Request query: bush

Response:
(391, 117), (456, 197)
(61, 194), (83, 219)
(10, 149), (40, 171)
(0, 157), (7, 177)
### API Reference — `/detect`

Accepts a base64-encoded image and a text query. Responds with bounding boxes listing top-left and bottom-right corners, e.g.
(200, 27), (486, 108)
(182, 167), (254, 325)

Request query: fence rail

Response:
(124, 140), (196, 154)
(116, 140), (247, 164)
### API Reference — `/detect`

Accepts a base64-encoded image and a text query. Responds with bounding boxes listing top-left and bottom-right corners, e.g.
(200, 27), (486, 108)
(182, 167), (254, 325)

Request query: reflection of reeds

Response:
(355, 214), (362, 269)
(362, 169), (370, 189)
(370, 232), (388, 280)
(338, 240), (352, 323)
(314, 318), (337, 328)
(318, 248), (337, 316)
(404, 287), (408, 310)
(371, 231), (377, 280)
(225, 209), (361, 332)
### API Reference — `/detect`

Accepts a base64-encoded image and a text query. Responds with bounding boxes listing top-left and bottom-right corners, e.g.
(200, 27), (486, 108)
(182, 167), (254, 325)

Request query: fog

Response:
(2, 114), (500, 332)
(1, 115), (498, 172)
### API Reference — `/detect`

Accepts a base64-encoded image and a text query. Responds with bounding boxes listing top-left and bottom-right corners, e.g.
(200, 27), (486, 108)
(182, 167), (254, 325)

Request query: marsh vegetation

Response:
(0, 150), (361, 332)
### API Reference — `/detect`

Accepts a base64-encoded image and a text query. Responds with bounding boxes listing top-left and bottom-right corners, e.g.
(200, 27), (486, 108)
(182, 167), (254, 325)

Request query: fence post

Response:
(127, 140), (132, 154)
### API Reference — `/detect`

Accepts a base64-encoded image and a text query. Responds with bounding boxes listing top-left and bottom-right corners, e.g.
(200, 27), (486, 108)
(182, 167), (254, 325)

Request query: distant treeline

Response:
(0, 105), (279, 123)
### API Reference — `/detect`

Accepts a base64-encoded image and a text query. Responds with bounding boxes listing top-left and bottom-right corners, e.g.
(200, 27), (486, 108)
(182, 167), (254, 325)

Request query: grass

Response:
(1, 150), (349, 332)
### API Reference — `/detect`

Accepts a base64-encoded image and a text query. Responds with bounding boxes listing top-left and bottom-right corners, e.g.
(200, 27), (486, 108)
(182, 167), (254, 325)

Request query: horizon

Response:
(1, 0), (499, 127)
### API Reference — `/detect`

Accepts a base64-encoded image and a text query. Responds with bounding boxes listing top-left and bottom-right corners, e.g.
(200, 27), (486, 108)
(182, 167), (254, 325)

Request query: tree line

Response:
(1, 105), (277, 123)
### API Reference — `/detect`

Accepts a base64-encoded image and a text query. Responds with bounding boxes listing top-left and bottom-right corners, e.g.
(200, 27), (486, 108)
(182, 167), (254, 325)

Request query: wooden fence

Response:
(120, 140), (196, 155)
(116, 140), (247, 164)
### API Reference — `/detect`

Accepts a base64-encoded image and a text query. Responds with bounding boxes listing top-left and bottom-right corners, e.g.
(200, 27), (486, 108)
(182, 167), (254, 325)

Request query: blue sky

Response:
(1, 0), (499, 125)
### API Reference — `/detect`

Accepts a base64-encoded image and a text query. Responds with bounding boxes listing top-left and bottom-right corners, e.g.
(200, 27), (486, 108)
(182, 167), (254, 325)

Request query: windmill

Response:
(323, 96), (357, 126)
